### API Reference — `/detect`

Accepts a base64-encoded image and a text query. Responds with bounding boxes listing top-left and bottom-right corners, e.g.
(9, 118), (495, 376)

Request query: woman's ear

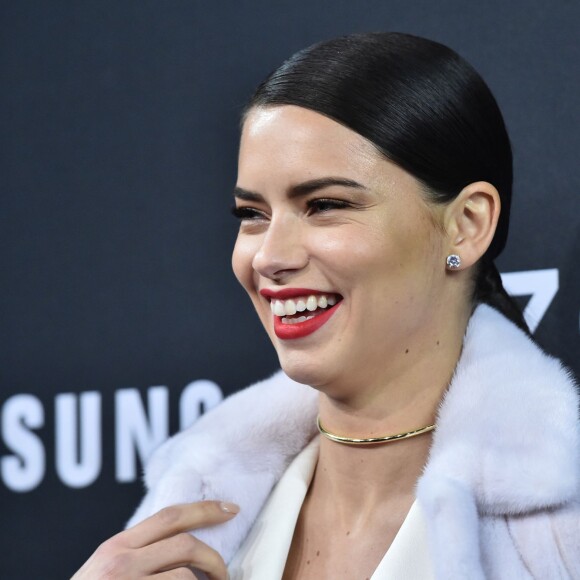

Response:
(444, 181), (501, 269)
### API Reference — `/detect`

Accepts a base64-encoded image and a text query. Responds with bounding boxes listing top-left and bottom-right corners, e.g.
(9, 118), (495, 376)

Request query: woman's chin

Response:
(280, 358), (329, 389)
(278, 355), (336, 391)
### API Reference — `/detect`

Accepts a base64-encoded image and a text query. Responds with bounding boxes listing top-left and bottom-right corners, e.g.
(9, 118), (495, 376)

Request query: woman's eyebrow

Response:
(233, 187), (263, 202)
(289, 177), (367, 197)
(233, 177), (367, 201)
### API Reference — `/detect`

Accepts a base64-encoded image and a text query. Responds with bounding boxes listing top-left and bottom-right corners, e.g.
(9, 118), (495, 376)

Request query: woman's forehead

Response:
(239, 105), (389, 184)
(241, 105), (374, 152)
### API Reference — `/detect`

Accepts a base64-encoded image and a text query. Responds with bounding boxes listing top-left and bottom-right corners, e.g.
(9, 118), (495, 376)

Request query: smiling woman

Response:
(72, 33), (579, 580)
(233, 106), (463, 401)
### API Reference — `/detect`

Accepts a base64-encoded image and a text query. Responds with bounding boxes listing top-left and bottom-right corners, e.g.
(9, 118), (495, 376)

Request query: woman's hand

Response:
(71, 500), (239, 579)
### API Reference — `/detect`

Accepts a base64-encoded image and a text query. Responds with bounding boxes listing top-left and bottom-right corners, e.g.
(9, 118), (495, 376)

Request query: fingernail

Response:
(220, 501), (240, 514)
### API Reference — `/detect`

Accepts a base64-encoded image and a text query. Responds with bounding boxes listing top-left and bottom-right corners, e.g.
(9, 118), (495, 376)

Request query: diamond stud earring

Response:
(446, 254), (461, 269)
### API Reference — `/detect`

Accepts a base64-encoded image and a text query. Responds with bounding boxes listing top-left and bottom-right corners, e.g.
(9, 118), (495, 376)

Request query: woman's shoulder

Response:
(421, 305), (579, 509)
(126, 371), (318, 564)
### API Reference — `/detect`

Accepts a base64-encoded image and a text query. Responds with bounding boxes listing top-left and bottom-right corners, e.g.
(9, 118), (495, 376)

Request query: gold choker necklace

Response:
(316, 415), (435, 446)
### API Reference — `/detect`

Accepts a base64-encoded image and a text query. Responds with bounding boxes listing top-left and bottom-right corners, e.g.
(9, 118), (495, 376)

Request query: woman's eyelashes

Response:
(232, 197), (354, 223)
(306, 198), (352, 214)
(231, 205), (267, 221)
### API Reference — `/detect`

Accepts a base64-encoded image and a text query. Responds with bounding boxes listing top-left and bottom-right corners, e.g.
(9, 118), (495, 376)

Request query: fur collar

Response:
(128, 305), (579, 566)
(419, 305), (579, 514)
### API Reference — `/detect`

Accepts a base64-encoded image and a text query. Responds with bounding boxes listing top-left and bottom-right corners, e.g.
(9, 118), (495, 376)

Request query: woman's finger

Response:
(149, 567), (197, 579)
(71, 502), (237, 579)
(124, 501), (240, 548)
(142, 533), (228, 580)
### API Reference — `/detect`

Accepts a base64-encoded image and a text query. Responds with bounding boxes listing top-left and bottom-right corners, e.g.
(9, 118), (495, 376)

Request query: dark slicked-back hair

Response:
(244, 32), (529, 333)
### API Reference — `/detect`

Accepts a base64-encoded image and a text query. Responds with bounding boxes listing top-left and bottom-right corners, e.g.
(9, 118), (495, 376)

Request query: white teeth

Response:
(270, 294), (340, 317)
(306, 296), (318, 311)
(273, 301), (286, 316)
(281, 315), (315, 325)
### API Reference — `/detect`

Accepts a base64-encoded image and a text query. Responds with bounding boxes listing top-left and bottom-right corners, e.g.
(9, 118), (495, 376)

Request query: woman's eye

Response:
(307, 198), (351, 214)
(231, 206), (268, 221)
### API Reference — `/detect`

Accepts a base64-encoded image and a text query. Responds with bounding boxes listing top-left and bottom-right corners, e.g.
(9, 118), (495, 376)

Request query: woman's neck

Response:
(312, 426), (433, 527)
(312, 308), (468, 521)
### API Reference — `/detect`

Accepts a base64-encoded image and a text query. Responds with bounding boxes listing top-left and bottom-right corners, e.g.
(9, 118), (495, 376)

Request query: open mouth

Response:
(270, 293), (341, 324)
(267, 293), (343, 339)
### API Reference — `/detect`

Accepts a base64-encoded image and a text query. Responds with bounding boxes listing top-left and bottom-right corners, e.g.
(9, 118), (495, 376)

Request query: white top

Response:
(229, 437), (435, 580)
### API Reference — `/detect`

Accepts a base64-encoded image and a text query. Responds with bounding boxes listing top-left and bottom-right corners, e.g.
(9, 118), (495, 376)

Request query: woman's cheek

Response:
(231, 236), (256, 292)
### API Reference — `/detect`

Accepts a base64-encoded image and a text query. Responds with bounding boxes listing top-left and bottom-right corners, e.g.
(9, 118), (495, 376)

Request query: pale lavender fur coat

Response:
(128, 305), (580, 579)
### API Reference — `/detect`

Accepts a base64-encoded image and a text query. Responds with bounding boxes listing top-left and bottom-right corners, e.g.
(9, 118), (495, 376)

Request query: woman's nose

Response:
(252, 216), (309, 281)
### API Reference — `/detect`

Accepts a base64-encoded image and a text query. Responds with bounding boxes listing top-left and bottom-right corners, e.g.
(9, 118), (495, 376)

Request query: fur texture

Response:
(128, 305), (580, 578)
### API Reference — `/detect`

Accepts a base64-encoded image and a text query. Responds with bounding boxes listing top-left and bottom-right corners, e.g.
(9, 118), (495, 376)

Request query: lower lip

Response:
(273, 302), (342, 340)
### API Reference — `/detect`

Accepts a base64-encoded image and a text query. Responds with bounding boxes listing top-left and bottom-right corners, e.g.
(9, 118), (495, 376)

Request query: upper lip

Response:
(260, 288), (340, 300)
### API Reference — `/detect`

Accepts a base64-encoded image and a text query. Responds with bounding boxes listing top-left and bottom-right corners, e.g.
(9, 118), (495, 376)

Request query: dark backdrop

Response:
(1, 1), (578, 578)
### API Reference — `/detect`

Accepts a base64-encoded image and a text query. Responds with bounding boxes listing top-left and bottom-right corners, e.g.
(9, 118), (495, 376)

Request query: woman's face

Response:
(232, 105), (449, 393)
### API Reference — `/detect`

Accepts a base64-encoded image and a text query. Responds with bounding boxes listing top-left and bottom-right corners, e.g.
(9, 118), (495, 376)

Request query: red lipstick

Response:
(260, 288), (332, 300)
(273, 302), (342, 339)
(260, 288), (343, 340)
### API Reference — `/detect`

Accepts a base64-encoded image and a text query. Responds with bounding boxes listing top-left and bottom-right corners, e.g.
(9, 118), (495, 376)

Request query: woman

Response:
(73, 33), (579, 579)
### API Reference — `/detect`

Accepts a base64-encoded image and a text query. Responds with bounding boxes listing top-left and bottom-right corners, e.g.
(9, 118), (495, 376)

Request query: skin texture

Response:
(232, 105), (500, 578)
